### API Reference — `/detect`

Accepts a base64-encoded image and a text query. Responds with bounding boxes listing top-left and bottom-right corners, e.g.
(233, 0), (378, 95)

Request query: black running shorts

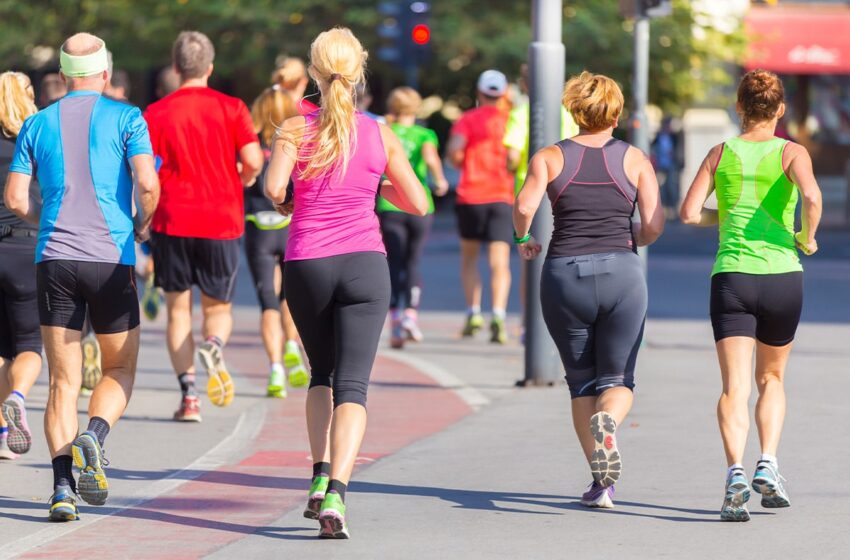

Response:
(710, 271), (803, 346)
(455, 202), (513, 243)
(37, 260), (139, 334)
(151, 232), (240, 303)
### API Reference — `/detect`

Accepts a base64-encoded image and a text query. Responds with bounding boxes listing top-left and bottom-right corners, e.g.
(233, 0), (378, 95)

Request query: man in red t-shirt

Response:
(447, 70), (514, 344)
(144, 31), (262, 422)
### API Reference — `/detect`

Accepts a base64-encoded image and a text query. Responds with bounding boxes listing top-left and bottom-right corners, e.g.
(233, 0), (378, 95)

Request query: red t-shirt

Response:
(144, 87), (258, 239)
(451, 105), (514, 205)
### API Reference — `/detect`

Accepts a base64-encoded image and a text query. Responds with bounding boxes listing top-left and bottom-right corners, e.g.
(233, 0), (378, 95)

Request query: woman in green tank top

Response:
(681, 70), (822, 522)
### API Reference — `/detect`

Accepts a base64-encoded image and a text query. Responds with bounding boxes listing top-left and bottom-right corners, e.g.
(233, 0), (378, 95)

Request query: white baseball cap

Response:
(477, 69), (507, 97)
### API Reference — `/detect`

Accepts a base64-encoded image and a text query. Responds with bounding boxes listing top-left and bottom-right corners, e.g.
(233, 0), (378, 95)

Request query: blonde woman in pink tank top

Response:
(265, 28), (427, 539)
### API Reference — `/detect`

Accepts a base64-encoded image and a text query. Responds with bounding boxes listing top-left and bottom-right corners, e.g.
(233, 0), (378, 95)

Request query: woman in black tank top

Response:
(512, 72), (664, 509)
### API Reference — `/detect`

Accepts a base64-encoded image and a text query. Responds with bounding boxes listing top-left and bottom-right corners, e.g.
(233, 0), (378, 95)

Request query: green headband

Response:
(60, 44), (108, 78)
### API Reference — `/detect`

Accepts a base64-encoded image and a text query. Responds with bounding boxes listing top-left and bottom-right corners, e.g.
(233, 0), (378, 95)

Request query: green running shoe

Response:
(304, 475), (329, 520)
(489, 317), (507, 344)
(266, 365), (287, 398)
(48, 487), (79, 522)
(284, 343), (309, 388)
(72, 431), (109, 506)
(461, 313), (484, 337)
(141, 275), (161, 321)
(318, 492), (349, 539)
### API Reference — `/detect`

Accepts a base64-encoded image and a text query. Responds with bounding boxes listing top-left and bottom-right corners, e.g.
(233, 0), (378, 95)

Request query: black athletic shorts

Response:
(455, 202), (513, 243)
(0, 240), (41, 358)
(37, 260), (139, 334)
(244, 221), (288, 311)
(151, 232), (240, 303)
(710, 271), (803, 346)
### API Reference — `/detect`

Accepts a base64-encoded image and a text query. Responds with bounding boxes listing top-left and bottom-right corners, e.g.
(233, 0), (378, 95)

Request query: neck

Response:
(577, 127), (614, 137)
(741, 119), (777, 139)
(396, 114), (416, 126)
(180, 76), (208, 89)
(66, 78), (105, 94)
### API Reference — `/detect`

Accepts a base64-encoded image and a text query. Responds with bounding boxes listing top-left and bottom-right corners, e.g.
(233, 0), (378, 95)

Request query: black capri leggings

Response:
(284, 252), (390, 407)
(244, 222), (288, 311)
(379, 212), (432, 310)
(541, 251), (647, 399)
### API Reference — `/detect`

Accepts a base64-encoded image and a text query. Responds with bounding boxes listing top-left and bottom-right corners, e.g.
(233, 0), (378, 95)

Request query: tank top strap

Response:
(546, 139), (586, 206)
(601, 138), (637, 202)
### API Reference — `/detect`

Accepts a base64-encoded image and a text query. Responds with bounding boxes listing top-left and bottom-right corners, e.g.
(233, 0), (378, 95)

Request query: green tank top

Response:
(712, 136), (802, 276)
(376, 123), (437, 214)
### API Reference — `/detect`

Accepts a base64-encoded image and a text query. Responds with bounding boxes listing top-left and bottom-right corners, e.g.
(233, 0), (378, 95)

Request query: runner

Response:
(512, 71), (664, 509)
(144, 31), (263, 422)
(447, 70), (514, 343)
(37, 73), (67, 108)
(265, 27), (427, 538)
(246, 86), (308, 398)
(680, 69), (822, 522)
(0, 71), (41, 461)
(4, 32), (160, 520)
(378, 86), (449, 348)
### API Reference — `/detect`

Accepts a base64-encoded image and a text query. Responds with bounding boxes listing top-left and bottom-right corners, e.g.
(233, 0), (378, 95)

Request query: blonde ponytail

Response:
(298, 27), (367, 180)
(0, 72), (37, 138)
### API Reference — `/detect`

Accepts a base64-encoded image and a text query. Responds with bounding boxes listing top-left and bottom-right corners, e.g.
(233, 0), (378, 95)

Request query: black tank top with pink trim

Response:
(545, 137), (638, 259)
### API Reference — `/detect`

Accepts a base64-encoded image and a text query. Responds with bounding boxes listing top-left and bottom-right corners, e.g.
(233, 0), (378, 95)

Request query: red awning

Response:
(745, 6), (850, 75)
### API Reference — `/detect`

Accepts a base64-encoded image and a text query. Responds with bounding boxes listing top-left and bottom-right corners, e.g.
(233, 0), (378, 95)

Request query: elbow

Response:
(4, 191), (24, 215)
(413, 200), (429, 217)
(679, 207), (700, 225)
(516, 201), (537, 220)
(643, 223), (664, 244)
(802, 192), (822, 210)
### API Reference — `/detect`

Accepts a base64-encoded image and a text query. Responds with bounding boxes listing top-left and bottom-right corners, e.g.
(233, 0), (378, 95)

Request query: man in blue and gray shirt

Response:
(3, 32), (160, 522)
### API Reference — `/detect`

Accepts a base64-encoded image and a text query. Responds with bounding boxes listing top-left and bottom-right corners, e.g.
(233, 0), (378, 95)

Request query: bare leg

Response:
(165, 290), (194, 375)
(754, 341), (792, 457)
(281, 301), (299, 343)
(571, 397), (597, 463)
(0, 357), (8, 429)
(260, 309), (283, 365)
(306, 386), (332, 465)
(716, 337), (755, 466)
(201, 293), (233, 344)
(42, 327), (83, 458)
(328, 403), (368, 485)
(597, 387), (634, 427)
(459, 240), (482, 309)
(488, 241), (511, 312)
(87, 328), (140, 427)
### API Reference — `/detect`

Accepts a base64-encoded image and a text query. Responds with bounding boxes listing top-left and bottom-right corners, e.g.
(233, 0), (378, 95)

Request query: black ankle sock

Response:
(328, 479), (347, 501)
(52, 455), (75, 492)
(313, 462), (331, 478)
(87, 416), (110, 447)
(178, 372), (197, 397)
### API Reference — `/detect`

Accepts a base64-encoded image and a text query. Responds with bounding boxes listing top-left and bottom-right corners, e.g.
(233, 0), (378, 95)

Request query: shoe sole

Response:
(304, 495), (324, 520)
(48, 503), (79, 522)
(288, 367), (310, 389)
(580, 493), (614, 509)
(590, 412), (621, 487)
(390, 337), (405, 349)
(198, 346), (235, 407)
(489, 323), (507, 344)
(266, 388), (288, 399)
(174, 413), (202, 422)
(753, 477), (790, 508)
(72, 434), (108, 506)
(2, 399), (31, 454)
(318, 510), (349, 539)
(81, 339), (102, 391)
(721, 480), (751, 521)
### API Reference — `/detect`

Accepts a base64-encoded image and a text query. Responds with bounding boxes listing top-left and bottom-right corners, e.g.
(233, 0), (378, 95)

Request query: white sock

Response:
(759, 454), (778, 467)
(492, 308), (506, 320)
(271, 362), (284, 375)
(727, 463), (744, 477)
(285, 340), (300, 355)
(468, 305), (481, 315)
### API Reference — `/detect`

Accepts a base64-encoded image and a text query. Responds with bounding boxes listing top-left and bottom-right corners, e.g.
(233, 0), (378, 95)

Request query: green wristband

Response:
(513, 231), (531, 244)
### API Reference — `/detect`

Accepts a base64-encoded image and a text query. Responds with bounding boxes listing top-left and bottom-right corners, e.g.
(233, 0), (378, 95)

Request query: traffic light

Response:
(376, 2), (432, 64)
(411, 23), (431, 46)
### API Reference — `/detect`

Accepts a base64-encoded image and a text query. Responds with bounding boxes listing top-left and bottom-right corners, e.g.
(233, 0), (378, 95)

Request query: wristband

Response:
(513, 231), (531, 244)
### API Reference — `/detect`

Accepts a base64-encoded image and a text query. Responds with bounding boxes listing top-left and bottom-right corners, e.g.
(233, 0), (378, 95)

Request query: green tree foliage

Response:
(0, 0), (744, 112)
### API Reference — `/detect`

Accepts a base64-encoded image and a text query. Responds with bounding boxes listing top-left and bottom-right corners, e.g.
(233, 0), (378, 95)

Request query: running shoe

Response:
(0, 435), (18, 460)
(580, 481), (615, 508)
(141, 274), (161, 321)
(720, 468), (751, 522)
(196, 340), (235, 407)
(390, 318), (405, 349)
(48, 487), (79, 522)
(173, 395), (202, 422)
(304, 475), (329, 520)
(266, 365), (287, 399)
(81, 334), (102, 392)
(589, 411), (621, 488)
(461, 313), (484, 337)
(401, 312), (424, 343)
(752, 460), (791, 508)
(72, 431), (108, 506)
(2, 395), (32, 454)
(490, 317), (507, 344)
(318, 492), (349, 539)
(284, 344), (310, 388)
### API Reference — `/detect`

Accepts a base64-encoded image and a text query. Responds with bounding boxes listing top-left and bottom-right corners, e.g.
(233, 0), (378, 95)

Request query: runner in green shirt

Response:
(377, 87), (448, 348)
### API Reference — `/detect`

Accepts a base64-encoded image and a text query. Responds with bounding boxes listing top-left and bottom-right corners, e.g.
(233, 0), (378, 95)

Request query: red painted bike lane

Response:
(22, 330), (472, 559)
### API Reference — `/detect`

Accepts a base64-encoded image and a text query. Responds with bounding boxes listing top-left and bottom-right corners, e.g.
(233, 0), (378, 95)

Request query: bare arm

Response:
(786, 143), (822, 255)
(680, 145), (720, 227)
(512, 147), (559, 260)
(446, 133), (466, 167)
(265, 117), (303, 205)
(633, 152), (665, 246)
(129, 154), (160, 241)
(238, 141), (264, 187)
(421, 142), (449, 196)
(3, 172), (40, 225)
(379, 124), (429, 216)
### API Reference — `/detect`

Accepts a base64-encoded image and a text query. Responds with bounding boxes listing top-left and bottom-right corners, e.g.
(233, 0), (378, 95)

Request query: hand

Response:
(434, 177), (449, 197)
(134, 227), (150, 243)
(795, 231), (818, 256)
(517, 237), (543, 261)
(274, 200), (294, 217)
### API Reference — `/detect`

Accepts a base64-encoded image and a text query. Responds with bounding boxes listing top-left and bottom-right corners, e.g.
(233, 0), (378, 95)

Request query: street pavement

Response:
(1, 217), (849, 559)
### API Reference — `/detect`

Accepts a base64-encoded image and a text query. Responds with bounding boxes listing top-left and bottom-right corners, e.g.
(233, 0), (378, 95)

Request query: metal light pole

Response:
(520, 0), (563, 386)
(632, 8), (651, 269)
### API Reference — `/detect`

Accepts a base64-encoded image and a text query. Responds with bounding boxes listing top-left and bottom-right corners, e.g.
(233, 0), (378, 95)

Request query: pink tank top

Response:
(286, 113), (388, 261)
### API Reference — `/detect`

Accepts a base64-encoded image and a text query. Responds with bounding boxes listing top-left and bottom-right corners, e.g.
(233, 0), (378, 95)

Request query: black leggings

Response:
(244, 222), (288, 311)
(284, 252), (390, 407)
(379, 212), (432, 310)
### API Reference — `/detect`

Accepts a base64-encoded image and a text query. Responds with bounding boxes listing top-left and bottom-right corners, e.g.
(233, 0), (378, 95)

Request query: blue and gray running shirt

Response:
(10, 90), (153, 265)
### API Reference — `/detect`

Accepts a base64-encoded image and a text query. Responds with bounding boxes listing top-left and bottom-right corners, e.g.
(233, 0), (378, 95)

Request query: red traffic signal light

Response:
(411, 23), (431, 45)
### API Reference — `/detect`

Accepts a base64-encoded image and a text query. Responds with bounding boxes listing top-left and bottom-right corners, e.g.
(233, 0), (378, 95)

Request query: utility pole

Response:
(520, 0), (564, 387)
(632, 4), (651, 269)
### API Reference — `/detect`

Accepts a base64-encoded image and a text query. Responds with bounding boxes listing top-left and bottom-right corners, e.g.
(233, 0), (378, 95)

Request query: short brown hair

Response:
(172, 31), (215, 80)
(737, 69), (784, 126)
(561, 71), (624, 132)
(386, 87), (421, 117)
